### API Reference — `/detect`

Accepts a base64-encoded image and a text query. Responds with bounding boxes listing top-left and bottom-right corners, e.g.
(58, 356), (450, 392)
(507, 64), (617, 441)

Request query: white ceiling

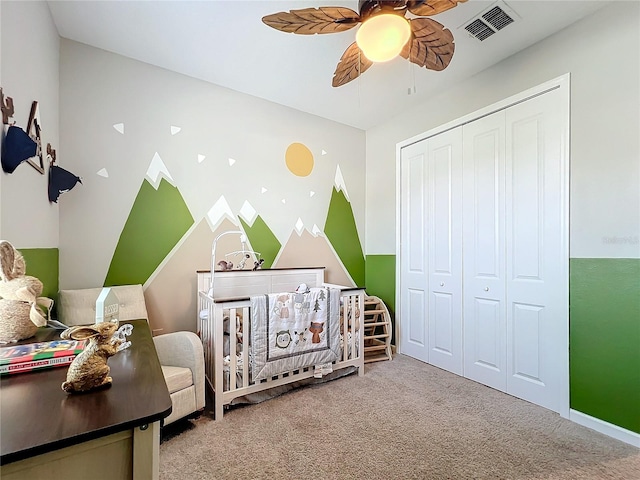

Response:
(47, 0), (609, 130)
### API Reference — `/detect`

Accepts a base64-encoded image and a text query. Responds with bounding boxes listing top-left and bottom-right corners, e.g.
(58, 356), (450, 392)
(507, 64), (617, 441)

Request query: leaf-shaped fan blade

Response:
(400, 18), (454, 71)
(332, 42), (373, 87)
(407, 0), (467, 17)
(262, 7), (360, 35)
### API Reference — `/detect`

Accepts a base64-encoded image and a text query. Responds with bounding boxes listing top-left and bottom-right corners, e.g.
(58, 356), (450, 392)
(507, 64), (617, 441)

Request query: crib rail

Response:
(198, 287), (365, 420)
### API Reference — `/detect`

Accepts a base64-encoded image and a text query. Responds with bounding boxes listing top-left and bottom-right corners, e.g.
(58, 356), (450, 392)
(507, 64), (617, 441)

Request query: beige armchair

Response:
(57, 284), (205, 426)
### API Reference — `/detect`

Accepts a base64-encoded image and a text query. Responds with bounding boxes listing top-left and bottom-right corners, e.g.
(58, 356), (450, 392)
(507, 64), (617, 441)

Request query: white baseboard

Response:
(570, 409), (640, 448)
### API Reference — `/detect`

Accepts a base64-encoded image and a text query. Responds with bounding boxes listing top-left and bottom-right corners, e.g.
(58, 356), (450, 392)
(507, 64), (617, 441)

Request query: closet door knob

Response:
(440, 282), (445, 287)
(484, 287), (489, 292)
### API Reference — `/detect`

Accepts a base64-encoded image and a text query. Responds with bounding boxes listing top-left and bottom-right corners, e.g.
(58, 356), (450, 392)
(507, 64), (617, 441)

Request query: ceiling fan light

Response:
(356, 14), (411, 63)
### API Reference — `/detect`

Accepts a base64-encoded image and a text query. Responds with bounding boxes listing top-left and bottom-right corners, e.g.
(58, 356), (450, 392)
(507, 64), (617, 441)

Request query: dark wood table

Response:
(0, 320), (172, 478)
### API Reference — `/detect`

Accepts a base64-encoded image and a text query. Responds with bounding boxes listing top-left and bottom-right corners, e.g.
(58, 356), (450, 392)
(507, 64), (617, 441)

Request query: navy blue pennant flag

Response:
(48, 165), (82, 202)
(1, 125), (37, 173)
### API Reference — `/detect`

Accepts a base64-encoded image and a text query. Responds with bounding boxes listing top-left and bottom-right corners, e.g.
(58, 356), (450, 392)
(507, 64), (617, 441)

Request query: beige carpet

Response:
(159, 354), (639, 479)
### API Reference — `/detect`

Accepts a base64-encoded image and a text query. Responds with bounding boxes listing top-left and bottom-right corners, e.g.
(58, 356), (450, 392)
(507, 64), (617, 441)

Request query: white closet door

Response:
(399, 141), (429, 363)
(462, 112), (507, 392)
(505, 88), (566, 412)
(399, 78), (569, 415)
(427, 128), (463, 375)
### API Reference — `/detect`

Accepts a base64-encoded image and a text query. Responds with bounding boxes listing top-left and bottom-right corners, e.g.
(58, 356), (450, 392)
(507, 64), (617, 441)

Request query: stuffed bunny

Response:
(60, 321), (123, 393)
(0, 240), (52, 343)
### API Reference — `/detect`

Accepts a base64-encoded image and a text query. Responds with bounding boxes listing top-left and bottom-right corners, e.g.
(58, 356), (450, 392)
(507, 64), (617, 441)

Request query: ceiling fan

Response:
(262, 0), (467, 87)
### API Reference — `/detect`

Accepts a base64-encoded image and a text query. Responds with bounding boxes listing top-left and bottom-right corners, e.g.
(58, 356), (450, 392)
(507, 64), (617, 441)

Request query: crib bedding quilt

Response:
(250, 287), (341, 382)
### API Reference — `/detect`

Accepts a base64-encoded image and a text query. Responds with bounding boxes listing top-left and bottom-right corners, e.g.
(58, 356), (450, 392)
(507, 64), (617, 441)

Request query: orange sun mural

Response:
(285, 143), (314, 177)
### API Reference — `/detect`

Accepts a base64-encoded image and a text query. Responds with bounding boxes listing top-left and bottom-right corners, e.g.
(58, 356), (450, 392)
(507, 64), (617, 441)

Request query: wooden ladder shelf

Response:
(363, 295), (392, 363)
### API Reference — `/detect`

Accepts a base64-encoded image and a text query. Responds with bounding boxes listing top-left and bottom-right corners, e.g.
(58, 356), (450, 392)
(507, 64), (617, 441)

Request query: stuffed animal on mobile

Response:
(217, 260), (234, 271)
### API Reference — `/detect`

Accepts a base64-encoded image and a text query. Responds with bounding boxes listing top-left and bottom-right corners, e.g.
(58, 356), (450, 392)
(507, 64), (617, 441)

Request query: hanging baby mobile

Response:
(212, 230), (263, 273)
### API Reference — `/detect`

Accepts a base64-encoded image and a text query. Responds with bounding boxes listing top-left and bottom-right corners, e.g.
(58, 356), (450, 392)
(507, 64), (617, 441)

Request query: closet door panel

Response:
(463, 112), (507, 392)
(399, 142), (429, 363)
(512, 303), (542, 379)
(505, 88), (565, 412)
(428, 128), (463, 375)
(432, 292), (454, 352)
(473, 298), (502, 370)
(407, 288), (427, 347)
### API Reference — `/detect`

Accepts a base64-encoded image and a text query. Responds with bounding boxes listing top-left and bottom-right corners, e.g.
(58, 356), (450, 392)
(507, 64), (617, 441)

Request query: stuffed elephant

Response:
(0, 240), (52, 343)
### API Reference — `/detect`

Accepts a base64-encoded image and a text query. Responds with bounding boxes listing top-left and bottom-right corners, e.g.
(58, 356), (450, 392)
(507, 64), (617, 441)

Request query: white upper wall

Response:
(0, 1), (59, 248)
(365, 1), (639, 259)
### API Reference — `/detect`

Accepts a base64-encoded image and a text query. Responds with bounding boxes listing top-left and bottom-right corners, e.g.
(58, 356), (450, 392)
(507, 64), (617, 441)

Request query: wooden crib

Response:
(196, 268), (365, 420)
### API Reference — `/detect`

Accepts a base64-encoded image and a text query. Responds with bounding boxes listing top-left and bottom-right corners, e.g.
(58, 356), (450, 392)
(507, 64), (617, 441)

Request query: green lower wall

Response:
(17, 248), (59, 302)
(365, 255), (396, 344)
(570, 258), (640, 434)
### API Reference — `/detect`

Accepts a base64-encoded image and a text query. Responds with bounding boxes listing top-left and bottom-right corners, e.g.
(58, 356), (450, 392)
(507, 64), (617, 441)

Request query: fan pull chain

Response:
(408, 62), (417, 95)
(412, 63), (417, 94)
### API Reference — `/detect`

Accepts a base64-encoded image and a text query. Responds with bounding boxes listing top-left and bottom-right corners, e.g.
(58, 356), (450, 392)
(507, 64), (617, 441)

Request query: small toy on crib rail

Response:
(217, 260), (233, 271)
(237, 253), (250, 270)
(252, 258), (265, 271)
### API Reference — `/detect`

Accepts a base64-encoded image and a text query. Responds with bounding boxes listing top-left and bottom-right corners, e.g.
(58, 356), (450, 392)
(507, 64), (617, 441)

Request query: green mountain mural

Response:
(239, 215), (281, 269)
(324, 187), (365, 287)
(104, 178), (194, 286)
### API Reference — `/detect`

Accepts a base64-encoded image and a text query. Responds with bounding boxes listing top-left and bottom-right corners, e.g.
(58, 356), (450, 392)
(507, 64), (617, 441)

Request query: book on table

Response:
(0, 339), (86, 375)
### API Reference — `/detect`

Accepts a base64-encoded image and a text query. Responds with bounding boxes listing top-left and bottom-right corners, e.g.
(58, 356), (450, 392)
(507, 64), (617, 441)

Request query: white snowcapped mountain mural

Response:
(146, 152), (175, 189)
(239, 200), (257, 224)
(206, 196), (237, 232)
(334, 165), (350, 201)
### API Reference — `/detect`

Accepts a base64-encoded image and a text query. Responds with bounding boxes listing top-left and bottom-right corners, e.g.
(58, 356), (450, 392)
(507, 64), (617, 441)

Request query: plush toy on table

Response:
(0, 240), (53, 343)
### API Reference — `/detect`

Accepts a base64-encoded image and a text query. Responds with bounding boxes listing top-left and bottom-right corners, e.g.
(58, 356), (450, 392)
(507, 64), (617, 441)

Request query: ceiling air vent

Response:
(483, 6), (514, 31)
(462, 1), (518, 41)
(464, 18), (496, 41)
